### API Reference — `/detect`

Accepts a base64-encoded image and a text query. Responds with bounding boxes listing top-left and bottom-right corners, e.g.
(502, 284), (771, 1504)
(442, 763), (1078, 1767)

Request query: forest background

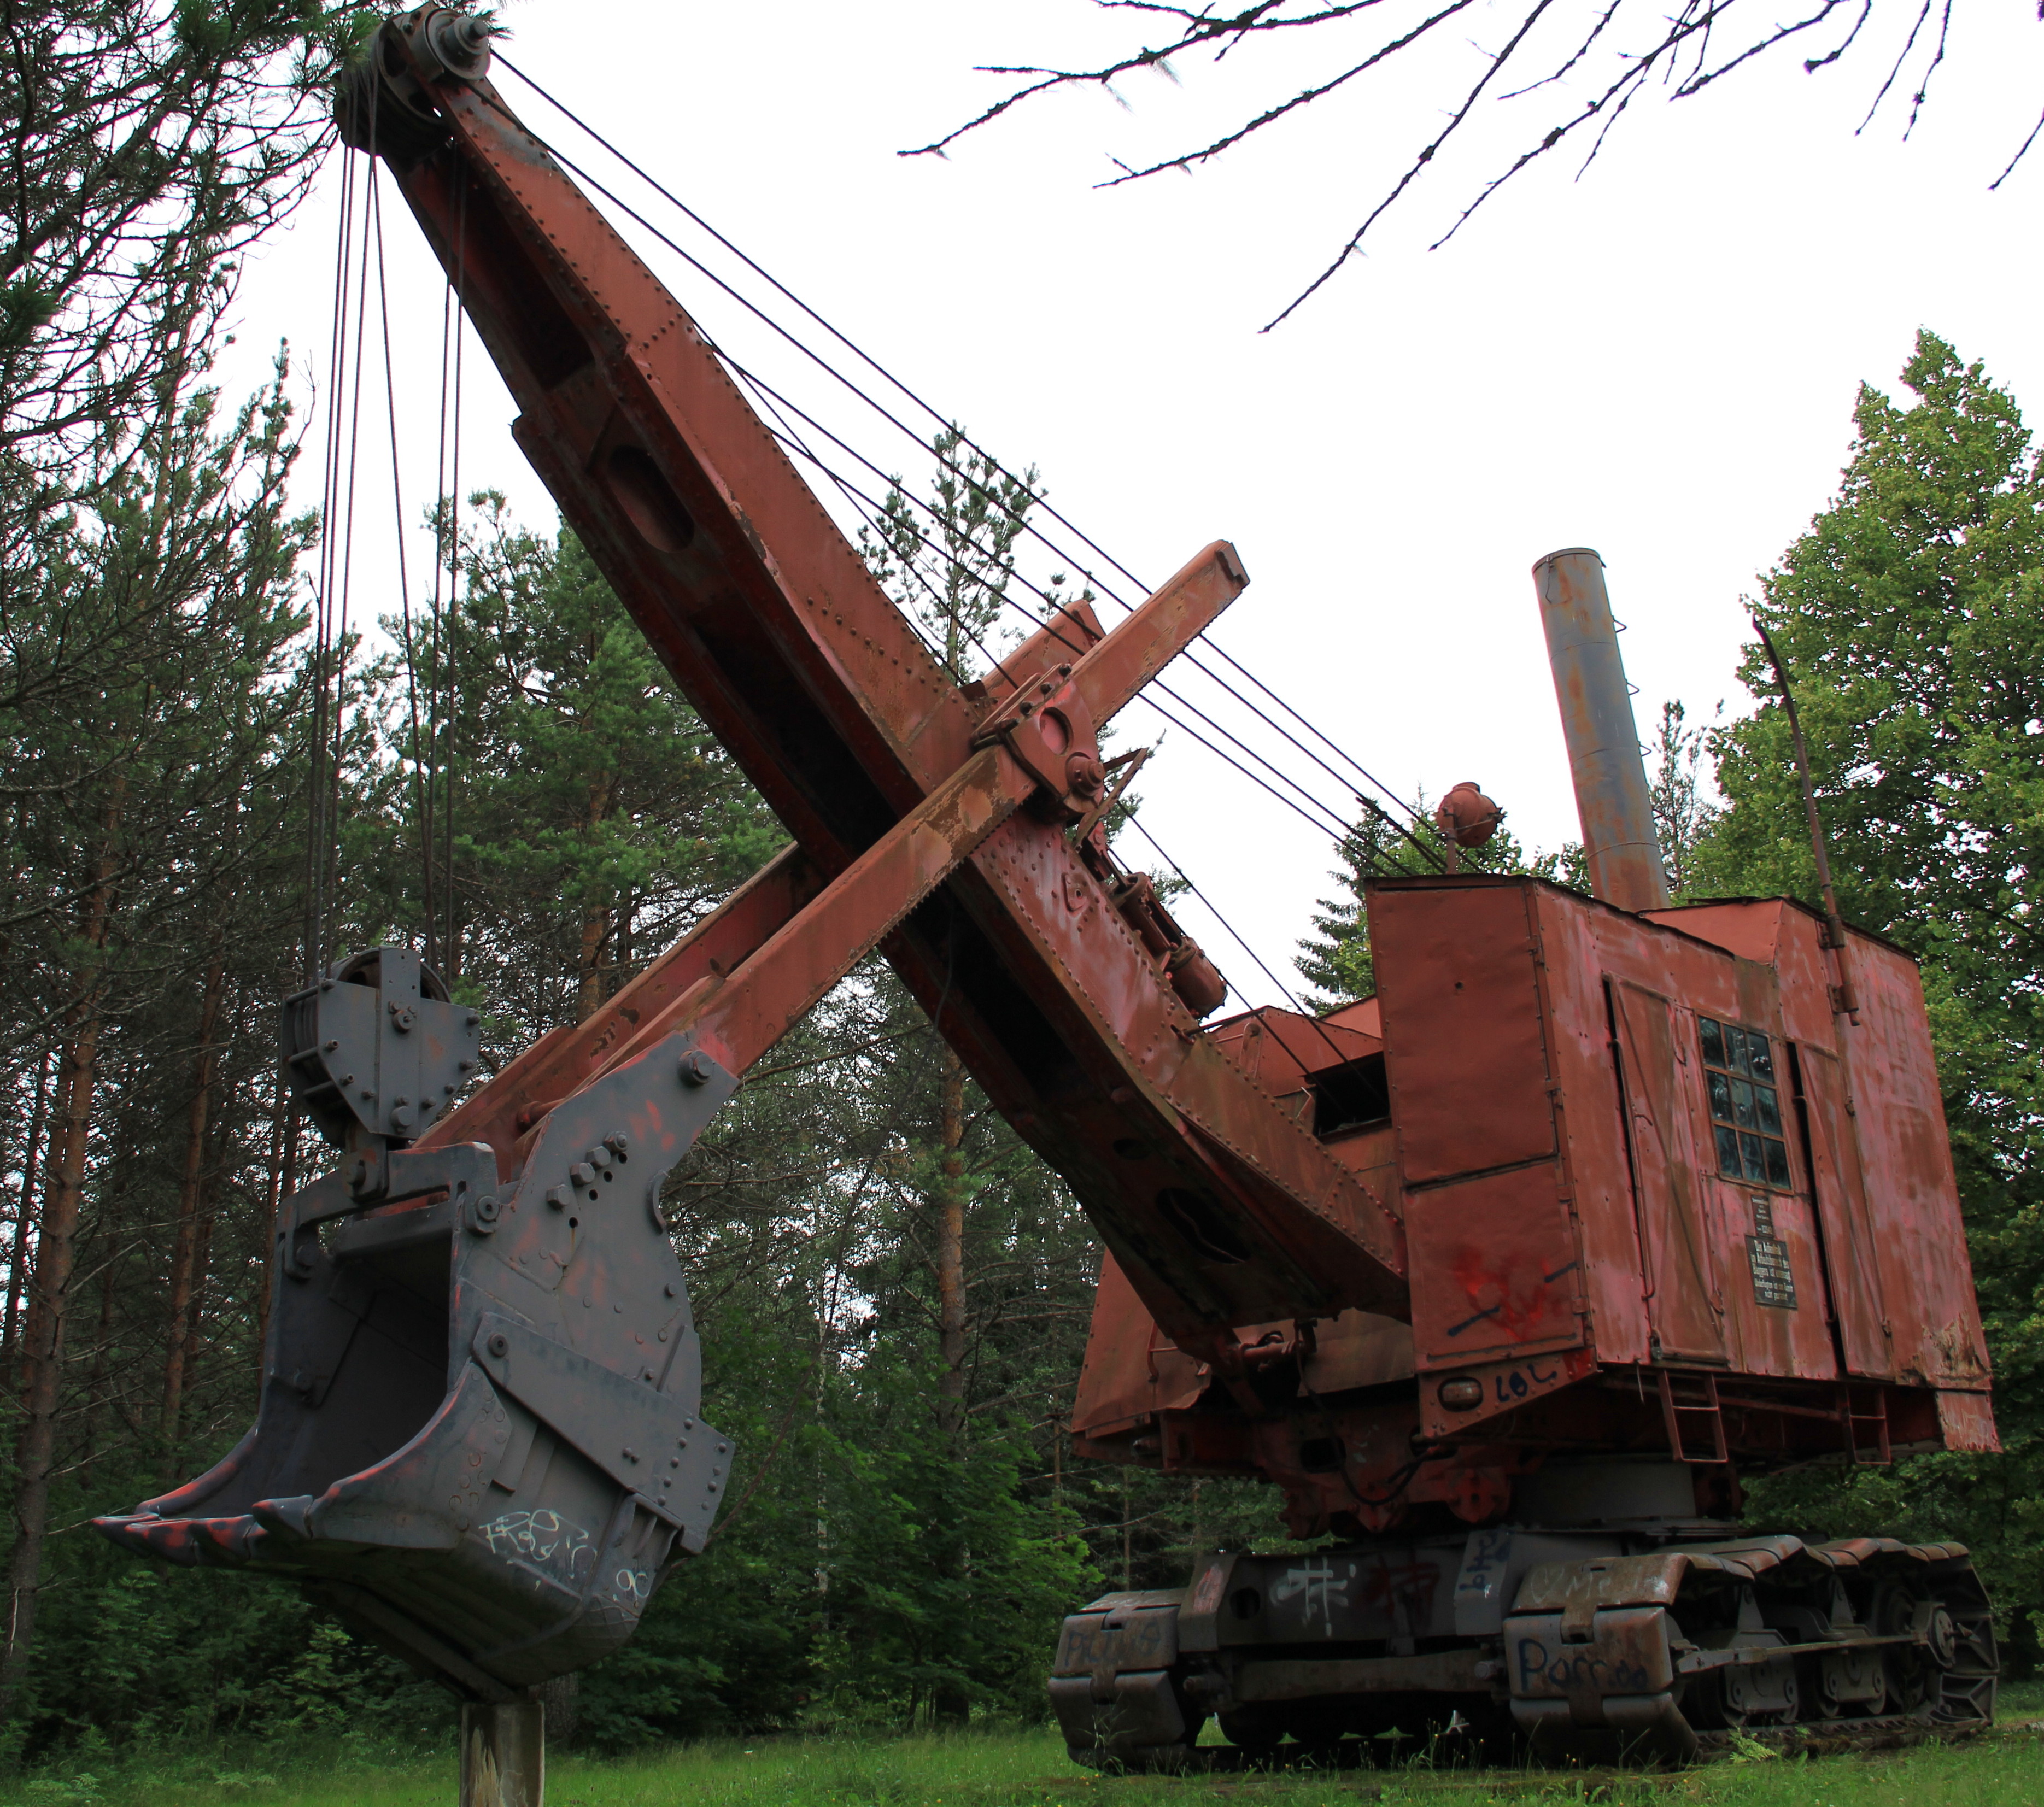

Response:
(1, 0), (2042, 1775)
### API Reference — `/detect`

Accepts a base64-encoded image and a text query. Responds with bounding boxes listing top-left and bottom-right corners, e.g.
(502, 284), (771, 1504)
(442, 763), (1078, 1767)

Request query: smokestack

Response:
(1533, 548), (1671, 913)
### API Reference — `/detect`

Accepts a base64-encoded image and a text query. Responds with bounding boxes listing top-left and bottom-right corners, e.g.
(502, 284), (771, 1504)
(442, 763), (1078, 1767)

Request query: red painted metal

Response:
(96, 13), (2002, 1762)
(338, 0), (1992, 1647)
(354, 11), (1406, 1364)
(1074, 875), (1996, 1530)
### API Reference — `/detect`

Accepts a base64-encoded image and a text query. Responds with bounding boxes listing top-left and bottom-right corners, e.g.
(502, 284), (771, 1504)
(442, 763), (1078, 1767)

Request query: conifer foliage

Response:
(1697, 331), (2044, 1664)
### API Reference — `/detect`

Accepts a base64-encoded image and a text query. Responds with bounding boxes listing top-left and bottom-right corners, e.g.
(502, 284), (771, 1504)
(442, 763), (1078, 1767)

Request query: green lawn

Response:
(6, 1697), (2040, 1807)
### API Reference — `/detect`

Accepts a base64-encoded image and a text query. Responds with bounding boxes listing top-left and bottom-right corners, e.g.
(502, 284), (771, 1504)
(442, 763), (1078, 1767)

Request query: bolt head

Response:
(679, 1050), (713, 1087)
(485, 1331), (509, 1358)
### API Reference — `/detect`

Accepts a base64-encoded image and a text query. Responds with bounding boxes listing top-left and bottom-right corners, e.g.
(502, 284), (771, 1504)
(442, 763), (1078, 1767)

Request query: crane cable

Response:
(308, 143), (375, 985)
(487, 57), (1443, 870)
(477, 98), (1404, 864)
(367, 164), (437, 970)
(471, 57), (1439, 1000)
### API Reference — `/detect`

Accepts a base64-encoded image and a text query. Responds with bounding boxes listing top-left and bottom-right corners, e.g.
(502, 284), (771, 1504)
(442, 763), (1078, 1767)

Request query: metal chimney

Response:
(1533, 548), (1671, 913)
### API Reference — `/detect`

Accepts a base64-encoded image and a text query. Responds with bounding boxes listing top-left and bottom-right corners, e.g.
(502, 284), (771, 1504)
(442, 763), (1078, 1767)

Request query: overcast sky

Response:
(218, 1), (2044, 1009)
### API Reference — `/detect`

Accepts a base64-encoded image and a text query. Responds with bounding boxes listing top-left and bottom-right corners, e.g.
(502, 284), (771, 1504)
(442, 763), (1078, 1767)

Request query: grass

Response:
(5, 1687), (2040, 1807)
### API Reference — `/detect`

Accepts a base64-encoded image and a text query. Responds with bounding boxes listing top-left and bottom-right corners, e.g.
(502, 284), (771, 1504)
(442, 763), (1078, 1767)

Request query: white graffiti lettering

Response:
(477, 1508), (595, 1577)
(1271, 1563), (1351, 1632)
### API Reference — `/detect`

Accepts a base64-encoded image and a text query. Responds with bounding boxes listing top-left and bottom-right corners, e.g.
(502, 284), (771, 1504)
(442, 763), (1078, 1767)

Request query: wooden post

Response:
(460, 1700), (543, 1807)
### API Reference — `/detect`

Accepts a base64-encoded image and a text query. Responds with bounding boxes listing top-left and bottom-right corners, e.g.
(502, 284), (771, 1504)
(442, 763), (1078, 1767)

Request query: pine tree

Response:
(0, 336), (315, 1724)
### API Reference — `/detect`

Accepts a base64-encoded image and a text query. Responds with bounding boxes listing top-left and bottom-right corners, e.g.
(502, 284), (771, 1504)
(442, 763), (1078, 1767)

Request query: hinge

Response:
(971, 664), (1104, 820)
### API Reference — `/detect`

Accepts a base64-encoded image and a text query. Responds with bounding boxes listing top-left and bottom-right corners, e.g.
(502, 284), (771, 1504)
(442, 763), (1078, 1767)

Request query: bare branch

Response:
(910, 0), (2025, 326)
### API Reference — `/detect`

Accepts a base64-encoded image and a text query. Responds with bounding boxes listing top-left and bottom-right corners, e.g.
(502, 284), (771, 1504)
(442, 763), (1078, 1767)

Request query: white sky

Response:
(217, 1), (2044, 1008)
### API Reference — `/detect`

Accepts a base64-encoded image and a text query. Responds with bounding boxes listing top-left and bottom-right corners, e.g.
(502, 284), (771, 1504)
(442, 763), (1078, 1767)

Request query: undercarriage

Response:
(1050, 1464), (1997, 1769)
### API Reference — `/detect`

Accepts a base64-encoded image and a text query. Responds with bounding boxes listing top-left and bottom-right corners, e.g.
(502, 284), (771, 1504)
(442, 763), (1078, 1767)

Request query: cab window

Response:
(1699, 1016), (1791, 1189)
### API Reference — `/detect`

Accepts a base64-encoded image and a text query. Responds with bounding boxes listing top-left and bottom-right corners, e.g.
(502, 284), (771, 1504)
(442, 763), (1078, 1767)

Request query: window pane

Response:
(1755, 1084), (1782, 1136)
(1730, 1077), (1756, 1127)
(1708, 1071), (1735, 1122)
(1764, 1137), (1792, 1188)
(1748, 1035), (1776, 1083)
(1699, 1017), (1727, 1067)
(1715, 1123), (1744, 1176)
(1741, 1132), (1767, 1180)
(1725, 1027), (1750, 1074)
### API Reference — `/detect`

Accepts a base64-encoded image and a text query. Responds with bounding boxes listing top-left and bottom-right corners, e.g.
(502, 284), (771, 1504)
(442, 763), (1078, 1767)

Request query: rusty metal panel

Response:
(1323, 996), (1383, 1037)
(1602, 928), (1838, 1383)
(1661, 900), (1991, 1421)
(1373, 880), (1556, 1185)
(975, 817), (1408, 1324)
(1298, 1310), (1415, 1394)
(1522, 895), (1648, 1366)
(1506, 1605), (1677, 1701)
(1608, 981), (1727, 1363)
(1208, 1006), (1377, 1098)
(1070, 1254), (1207, 1436)
(1053, 1603), (1180, 1676)
(1047, 1670), (1184, 1754)
(1708, 1176), (1840, 1382)
(1937, 1389), (2000, 1453)
(1417, 1345), (1599, 1441)
(1838, 941), (1993, 1393)
(1407, 1163), (1585, 1367)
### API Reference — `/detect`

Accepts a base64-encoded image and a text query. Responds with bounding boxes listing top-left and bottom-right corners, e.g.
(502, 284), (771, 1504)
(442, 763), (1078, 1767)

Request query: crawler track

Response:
(1056, 1538), (1998, 1772)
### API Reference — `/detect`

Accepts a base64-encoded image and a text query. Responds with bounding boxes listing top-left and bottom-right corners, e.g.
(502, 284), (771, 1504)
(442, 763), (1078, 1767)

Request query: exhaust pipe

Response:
(1533, 549), (1671, 913)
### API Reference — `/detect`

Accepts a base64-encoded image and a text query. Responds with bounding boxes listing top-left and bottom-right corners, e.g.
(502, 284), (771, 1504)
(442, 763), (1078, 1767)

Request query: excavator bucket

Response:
(97, 949), (739, 1697)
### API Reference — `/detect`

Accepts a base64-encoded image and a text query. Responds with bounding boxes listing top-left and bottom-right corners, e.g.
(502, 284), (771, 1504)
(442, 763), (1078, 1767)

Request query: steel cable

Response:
(485, 61), (1435, 858)
(467, 58), (1430, 1000)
